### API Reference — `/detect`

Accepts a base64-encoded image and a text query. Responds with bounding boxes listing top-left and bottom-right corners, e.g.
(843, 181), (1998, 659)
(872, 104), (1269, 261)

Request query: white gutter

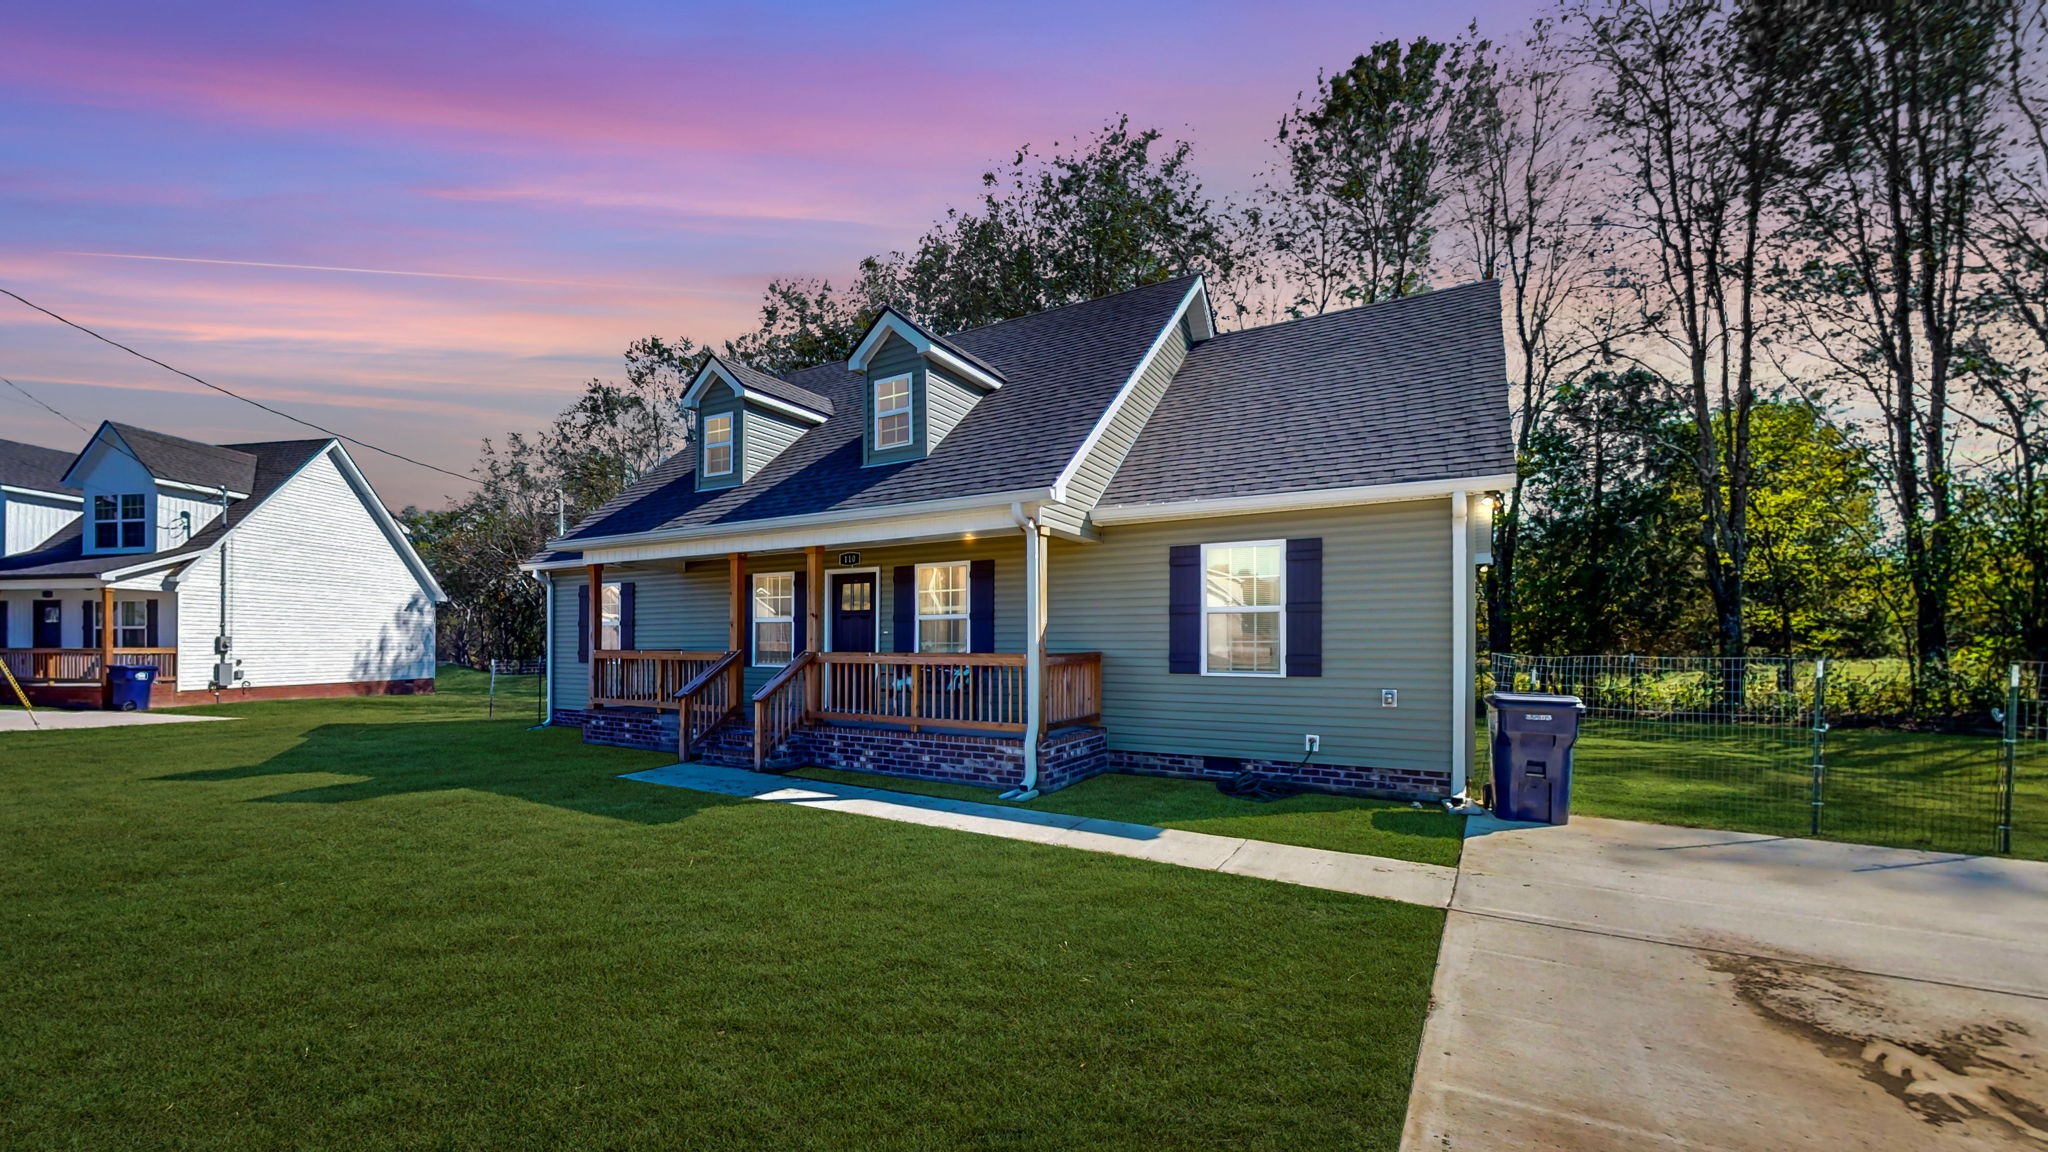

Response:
(532, 570), (554, 728)
(1090, 473), (1518, 525)
(1051, 277), (1208, 505)
(0, 485), (83, 503)
(548, 486), (1054, 554)
(1450, 491), (1473, 800)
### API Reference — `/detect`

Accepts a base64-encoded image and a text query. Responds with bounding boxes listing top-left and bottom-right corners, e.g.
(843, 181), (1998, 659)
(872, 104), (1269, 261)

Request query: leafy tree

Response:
(722, 278), (876, 375)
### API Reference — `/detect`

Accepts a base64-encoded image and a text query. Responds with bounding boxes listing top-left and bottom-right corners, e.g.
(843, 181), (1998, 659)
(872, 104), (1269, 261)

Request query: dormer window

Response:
(874, 374), (913, 450)
(93, 494), (146, 549)
(702, 413), (734, 477)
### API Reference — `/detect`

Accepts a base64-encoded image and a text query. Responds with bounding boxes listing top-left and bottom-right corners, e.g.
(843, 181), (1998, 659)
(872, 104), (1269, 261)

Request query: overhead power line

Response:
(0, 285), (478, 486)
(1, 374), (93, 435)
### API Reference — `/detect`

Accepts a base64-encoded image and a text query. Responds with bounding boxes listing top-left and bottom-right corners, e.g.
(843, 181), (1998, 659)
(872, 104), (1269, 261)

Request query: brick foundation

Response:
(1107, 749), (1452, 802)
(576, 708), (677, 752)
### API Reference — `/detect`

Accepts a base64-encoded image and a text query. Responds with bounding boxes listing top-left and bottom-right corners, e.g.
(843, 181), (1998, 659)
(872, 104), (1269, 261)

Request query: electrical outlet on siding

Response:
(1381, 689), (1399, 708)
(1304, 734), (1320, 753)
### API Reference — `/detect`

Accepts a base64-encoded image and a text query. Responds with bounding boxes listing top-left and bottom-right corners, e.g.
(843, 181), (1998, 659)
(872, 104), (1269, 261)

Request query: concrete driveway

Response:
(1404, 815), (2048, 1151)
(0, 709), (229, 732)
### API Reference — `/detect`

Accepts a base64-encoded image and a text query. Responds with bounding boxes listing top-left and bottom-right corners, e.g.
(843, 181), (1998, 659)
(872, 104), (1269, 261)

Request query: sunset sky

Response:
(2, 0), (1532, 508)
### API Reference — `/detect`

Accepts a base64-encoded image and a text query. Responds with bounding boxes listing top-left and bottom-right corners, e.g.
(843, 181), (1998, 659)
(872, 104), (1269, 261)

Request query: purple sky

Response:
(2, 0), (1536, 508)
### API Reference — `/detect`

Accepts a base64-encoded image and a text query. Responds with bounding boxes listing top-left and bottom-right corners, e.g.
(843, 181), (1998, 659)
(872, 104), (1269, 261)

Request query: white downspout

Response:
(1003, 502), (1047, 801)
(1449, 490), (1472, 800)
(533, 570), (554, 728)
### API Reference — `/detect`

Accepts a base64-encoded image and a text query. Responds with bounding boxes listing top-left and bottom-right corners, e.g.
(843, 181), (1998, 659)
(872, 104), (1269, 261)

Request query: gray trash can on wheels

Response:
(1484, 691), (1584, 824)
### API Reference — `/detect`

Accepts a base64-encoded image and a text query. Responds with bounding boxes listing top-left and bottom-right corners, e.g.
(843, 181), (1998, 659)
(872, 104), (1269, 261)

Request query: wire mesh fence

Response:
(1485, 653), (2028, 858)
(2012, 663), (2048, 861)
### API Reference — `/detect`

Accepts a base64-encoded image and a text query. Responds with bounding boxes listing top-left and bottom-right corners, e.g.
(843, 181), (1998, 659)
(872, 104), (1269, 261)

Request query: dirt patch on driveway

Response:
(1708, 950), (2048, 1146)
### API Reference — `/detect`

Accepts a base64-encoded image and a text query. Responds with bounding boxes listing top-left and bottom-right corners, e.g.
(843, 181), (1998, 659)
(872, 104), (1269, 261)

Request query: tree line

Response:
(408, 0), (2048, 717)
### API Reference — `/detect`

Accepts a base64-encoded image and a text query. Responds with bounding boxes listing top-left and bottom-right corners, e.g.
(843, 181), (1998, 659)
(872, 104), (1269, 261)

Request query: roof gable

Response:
(64, 422), (260, 495)
(847, 307), (1006, 391)
(683, 356), (833, 423)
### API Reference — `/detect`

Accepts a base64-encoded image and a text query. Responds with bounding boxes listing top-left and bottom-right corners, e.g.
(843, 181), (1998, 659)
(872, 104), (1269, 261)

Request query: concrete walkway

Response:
(1404, 815), (2048, 1151)
(624, 762), (1458, 908)
(0, 709), (230, 732)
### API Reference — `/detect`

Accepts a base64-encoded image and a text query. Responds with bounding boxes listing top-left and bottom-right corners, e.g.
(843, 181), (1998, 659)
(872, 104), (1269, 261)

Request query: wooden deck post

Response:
(728, 553), (747, 713)
(585, 563), (604, 707)
(98, 585), (115, 703)
(805, 545), (823, 716)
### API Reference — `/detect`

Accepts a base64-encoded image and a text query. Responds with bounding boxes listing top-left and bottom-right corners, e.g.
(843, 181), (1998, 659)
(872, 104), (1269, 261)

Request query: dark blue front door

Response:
(830, 574), (876, 654)
(32, 600), (61, 648)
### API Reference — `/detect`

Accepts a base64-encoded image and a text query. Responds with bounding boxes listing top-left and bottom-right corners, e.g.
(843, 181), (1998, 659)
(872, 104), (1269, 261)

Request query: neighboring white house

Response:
(0, 422), (445, 707)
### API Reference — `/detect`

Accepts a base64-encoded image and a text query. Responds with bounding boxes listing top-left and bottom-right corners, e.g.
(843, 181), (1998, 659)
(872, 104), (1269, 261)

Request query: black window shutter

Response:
(81, 600), (97, 649)
(892, 566), (916, 653)
(792, 571), (808, 653)
(968, 559), (995, 653)
(1286, 538), (1323, 678)
(1168, 545), (1200, 674)
(145, 600), (160, 647)
(619, 582), (636, 651)
(576, 585), (590, 663)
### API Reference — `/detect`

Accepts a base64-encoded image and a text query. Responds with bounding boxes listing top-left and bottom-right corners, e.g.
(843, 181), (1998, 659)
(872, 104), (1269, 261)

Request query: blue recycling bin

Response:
(106, 665), (155, 712)
(1485, 691), (1584, 824)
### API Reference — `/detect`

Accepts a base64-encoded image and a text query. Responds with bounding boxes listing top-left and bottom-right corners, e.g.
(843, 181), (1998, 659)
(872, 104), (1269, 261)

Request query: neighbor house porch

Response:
(554, 525), (1104, 793)
(0, 587), (178, 708)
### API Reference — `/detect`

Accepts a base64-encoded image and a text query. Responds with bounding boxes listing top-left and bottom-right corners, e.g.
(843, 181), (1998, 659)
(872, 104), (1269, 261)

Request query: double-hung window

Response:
(752, 573), (795, 666)
(598, 581), (623, 650)
(873, 373), (913, 450)
(915, 562), (969, 654)
(702, 413), (735, 478)
(1202, 541), (1283, 676)
(116, 601), (148, 648)
(94, 493), (146, 549)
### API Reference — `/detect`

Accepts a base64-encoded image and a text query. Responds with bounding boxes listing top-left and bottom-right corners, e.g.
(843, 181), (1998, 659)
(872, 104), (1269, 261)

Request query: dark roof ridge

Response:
(1203, 279), (1502, 344)
(940, 273), (1202, 341)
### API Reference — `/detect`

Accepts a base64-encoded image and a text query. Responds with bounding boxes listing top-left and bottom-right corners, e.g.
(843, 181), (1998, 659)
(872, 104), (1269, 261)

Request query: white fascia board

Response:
(848, 311), (1003, 390)
(1089, 473), (1518, 525)
(0, 576), (118, 590)
(553, 486), (1053, 559)
(156, 478), (250, 499)
(584, 505), (1030, 565)
(0, 485), (83, 504)
(683, 359), (828, 425)
(1051, 276), (1207, 505)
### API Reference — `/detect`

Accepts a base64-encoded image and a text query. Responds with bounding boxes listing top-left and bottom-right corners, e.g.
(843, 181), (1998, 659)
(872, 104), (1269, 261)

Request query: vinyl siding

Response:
(0, 590), (172, 649)
(696, 381), (742, 491)
(173, 449), (436, 692)
(1, 491), (79, 555)
(76, 445), (156, 557)
(864, 334), (927, 466)
(1058, 323), (1190, 509)
(156, 488), (225, 550)
(744, 406), (808, 479)
(1045, 499), (1456, 774)
(549, 570), (590, 710)
(923, 368), (980, 452)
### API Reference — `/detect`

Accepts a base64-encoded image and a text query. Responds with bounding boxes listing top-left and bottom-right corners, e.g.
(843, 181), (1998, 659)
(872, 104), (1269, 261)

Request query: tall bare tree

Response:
(1573, 0), (1807, 664)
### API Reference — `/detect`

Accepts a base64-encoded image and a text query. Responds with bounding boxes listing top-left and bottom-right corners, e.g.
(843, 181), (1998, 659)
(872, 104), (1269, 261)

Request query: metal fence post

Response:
(1809, 658), (1829, 837)
(2002, 663), (2020, 856)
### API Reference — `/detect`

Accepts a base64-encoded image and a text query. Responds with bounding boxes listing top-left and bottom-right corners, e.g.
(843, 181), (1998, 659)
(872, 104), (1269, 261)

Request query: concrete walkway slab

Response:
(1404, 815), (2048, 1151)
(624, 762), (1457, 908)
(0, 709), (231, 732)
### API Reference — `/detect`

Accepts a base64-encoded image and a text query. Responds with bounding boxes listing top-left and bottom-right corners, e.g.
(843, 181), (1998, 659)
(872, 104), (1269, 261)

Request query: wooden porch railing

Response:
(591, 649), (726, 710)
(0, 648), (178, 684)
(675, 651), (741, 762)
(752, 650), (817, 770)
(1044, 652), (1103, 728)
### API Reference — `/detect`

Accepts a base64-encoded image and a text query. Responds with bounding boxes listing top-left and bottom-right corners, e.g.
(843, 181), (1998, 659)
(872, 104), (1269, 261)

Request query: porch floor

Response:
(623, 762), (1457, 908)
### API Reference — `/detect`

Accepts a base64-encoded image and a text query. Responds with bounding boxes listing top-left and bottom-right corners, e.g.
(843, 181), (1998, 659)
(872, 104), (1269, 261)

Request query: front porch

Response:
(1, 586), (179, 707)
(563, 533), (1103, 790)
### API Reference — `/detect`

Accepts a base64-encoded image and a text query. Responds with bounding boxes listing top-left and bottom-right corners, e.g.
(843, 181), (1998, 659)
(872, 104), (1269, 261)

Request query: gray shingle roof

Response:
(1099, 281), (1513, 507)
(0, 439), (330, 580)
(0, 438), (78, 495)
(108, 423), (260, 493)
(716, 357), (834, 417)
(550, 276), (1199, 547)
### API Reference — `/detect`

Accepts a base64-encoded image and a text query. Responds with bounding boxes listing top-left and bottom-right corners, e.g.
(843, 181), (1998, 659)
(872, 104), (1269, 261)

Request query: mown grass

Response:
(793, 767), (1464, 868)
(0, 669), (1443, 1151)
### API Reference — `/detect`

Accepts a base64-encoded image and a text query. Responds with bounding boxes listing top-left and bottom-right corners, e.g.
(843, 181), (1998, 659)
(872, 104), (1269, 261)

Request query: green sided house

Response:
(523, 276), (1512, 800)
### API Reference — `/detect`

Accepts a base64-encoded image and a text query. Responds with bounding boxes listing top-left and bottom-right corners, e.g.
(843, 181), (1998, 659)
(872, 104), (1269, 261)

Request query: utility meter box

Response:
(1484, 691), (1585, 825)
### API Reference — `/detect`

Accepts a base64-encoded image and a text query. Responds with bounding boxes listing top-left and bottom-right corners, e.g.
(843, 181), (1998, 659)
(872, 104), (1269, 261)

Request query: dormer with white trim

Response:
(847, 308), (1005, 466)
(681, 356), (832, 491)
(62, 423), (253, 555)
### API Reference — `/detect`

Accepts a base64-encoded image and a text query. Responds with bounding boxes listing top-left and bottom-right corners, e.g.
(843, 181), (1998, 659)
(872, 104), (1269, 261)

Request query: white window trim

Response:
(115, 600), (149, 648)
(873, 372), (914, 451)
(912, 560), (971, 654)
(93, 492), (149, 551)
(598, 580), (624, 652)
(751, 571), (796, 667)
(702, 412), (735, 477)
(1198, 539), (1287, 678)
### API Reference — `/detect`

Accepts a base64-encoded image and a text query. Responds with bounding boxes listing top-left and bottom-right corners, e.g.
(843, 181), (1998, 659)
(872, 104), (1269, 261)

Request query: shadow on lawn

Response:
(157, 720), (743, 826)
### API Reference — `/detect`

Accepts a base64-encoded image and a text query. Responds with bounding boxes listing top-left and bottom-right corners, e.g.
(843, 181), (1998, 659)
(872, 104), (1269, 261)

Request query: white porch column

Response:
(1014, 518), (1050, 797)
(1450, 490), (1473, 798)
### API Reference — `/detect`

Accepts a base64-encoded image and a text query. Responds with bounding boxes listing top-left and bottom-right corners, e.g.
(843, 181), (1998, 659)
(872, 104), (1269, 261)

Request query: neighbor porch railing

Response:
(0, 648), (178, 684)
(748, 651), (1104, 769)
(591, 649), (727, 709)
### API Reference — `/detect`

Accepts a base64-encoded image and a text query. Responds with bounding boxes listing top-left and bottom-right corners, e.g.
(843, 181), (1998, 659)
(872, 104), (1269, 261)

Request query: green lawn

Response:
(1, 670), (1443, 1151)
(793, 767), (1465, 868)
(1549, 720), (2043, 860)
